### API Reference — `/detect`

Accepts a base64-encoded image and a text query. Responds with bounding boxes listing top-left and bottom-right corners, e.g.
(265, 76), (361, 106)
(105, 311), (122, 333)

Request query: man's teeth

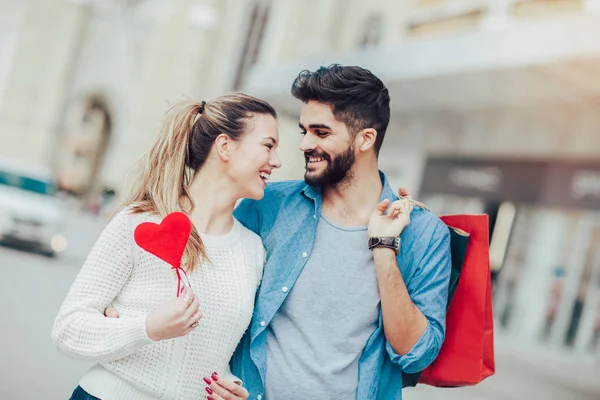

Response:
(308, 157), (324, 163)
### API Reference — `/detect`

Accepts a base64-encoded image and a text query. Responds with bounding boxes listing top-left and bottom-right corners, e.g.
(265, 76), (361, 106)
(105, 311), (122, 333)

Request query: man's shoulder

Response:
(406, 207), (449, 241)
(255, 180), (307, 207)
(235, 180), (306, 218)
(263, 180), (306, 197)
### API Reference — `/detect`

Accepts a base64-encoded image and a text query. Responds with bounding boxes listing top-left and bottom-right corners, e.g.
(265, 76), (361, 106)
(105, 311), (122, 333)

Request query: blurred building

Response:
(0, 0), (284, 195)
(241, 0), (600, 358)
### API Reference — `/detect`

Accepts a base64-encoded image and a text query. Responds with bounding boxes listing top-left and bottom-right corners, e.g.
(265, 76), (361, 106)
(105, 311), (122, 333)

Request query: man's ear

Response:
(358, 128), (377, 152)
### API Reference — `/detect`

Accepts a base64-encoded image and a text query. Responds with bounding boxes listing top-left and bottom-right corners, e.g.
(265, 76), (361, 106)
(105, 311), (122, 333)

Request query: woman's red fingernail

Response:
(203, 377), (211, 385)
(207, 397), (214, 400)
(211, 372), (219, 381)
(205, 387), (214, 394)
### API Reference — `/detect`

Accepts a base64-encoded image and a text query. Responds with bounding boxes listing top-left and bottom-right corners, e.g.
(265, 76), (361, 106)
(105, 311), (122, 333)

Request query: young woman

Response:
(52, 94), (281, 400)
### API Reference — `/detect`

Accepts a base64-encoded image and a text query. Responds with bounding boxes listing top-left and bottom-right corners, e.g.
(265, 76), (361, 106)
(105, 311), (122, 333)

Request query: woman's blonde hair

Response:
(125, 93), (276, 271)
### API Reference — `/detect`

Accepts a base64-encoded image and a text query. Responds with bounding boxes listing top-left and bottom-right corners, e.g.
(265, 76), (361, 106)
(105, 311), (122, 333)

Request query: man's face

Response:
(299, 101), (356, 187)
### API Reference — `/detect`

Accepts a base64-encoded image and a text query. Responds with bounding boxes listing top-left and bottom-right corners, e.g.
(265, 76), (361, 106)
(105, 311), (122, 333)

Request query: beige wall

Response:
(0, 0), (257, 193)
(257, 0), (412, 67)
(3, 0), (600, 195)
(0, 0), (85, 165)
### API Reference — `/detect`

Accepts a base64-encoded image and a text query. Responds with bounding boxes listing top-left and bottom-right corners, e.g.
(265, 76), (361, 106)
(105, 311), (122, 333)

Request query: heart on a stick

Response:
(133, 211), (192, 269)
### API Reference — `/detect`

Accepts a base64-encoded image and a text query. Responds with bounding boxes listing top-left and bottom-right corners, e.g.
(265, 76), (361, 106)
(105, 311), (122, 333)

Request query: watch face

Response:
(368, 237), (399, 253)
(369, 237), (381, 248)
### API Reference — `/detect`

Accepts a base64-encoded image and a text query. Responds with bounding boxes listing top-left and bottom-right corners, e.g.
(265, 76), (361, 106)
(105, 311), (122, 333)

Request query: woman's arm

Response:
(51, 210), (153, 363)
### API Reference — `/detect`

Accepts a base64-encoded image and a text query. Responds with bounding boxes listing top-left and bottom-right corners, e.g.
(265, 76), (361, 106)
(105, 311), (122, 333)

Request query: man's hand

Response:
(398, 186), (411, 200)
(104, 306), (120, 318)
(368, 186), (414, 238)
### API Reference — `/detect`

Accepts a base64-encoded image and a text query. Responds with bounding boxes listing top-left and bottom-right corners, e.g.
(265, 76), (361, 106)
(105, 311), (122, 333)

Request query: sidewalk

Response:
(404, 335), (600, 400)
(59, 206), (108, 265)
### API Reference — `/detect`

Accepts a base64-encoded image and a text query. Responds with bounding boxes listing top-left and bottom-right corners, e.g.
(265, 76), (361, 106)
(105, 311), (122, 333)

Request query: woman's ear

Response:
(214, 133), (232, 161)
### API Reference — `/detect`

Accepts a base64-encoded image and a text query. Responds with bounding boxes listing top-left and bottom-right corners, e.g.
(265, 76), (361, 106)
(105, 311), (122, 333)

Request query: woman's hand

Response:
(204, 372), (249, 400)
(145, 287), (202, 341)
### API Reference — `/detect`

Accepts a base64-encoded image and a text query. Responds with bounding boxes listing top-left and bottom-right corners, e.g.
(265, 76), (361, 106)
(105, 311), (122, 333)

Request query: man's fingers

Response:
(104, 306), (120, 318)
(373, 199), (390, 216)
(398, 186), (412, 199)
(406, 200), (415, 214)
(387, 200), (412, 218)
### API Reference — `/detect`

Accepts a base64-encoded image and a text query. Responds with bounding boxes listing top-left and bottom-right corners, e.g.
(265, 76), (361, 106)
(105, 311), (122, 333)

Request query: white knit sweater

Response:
(52, 209), (264, 400)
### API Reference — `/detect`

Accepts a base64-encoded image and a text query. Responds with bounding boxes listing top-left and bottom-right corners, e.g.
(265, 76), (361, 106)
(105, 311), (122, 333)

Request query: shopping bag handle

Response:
(400, 196), (430, 212)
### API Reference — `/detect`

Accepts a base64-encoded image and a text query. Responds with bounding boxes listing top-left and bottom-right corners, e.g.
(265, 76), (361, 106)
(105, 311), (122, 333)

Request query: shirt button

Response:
(313, 215), (317, 219)
(260, 321), (266, 327)
(257, 396), (262, 400)
(282, 286), (288, 292)
(302, 252), (308, 258)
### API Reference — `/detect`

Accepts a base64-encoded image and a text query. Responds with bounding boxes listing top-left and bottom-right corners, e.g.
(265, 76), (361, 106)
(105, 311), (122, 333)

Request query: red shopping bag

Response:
(419, 214), (495, 387)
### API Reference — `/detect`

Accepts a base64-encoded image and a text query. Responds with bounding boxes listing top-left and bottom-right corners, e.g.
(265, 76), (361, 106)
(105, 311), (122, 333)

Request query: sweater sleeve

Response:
(51, 209), (153, 363)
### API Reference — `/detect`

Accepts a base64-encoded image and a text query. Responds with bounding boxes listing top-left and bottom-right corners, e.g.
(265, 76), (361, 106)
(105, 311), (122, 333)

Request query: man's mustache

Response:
(304, 151), (330, 162)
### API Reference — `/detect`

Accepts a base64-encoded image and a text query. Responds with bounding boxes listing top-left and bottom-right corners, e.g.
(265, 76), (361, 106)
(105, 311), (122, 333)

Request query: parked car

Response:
(0, 157), (67, 257)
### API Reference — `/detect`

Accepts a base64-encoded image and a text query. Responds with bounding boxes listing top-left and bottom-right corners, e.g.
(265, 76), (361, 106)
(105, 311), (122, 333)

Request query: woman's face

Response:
(228, 113), (281, 200)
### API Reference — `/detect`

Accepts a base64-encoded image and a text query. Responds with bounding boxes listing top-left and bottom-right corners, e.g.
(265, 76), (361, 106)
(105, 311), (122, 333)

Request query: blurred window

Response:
(358, 14), (383, 48)
(233, 0), (270, 90)
(0, 170), (55, 196)
(414, 0), (446, 6)
(512, 0), (583, 19)
(408, 9), (484, 37)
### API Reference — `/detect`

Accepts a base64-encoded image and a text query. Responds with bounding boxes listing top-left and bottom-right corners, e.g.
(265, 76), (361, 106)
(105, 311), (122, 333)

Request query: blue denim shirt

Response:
(231, 172), (451, 400)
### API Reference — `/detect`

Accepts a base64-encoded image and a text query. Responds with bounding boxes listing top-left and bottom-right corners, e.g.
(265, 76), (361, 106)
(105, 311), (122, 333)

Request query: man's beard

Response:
(304, 145), (355, 187)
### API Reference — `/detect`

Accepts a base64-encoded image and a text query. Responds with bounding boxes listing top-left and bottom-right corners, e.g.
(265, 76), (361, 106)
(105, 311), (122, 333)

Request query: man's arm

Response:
(378, 222), (451, 373)
(374, 248), (429, 355)
(233, 198), (260, 235)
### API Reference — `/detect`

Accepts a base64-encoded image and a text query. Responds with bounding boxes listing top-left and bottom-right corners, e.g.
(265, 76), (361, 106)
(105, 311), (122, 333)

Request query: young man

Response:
(230, 65), (451, 399)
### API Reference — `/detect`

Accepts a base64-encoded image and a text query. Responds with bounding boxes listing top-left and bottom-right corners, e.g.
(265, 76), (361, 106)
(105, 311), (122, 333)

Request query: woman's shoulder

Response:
(114, 205), (160, 223)
(234, 219), (266, 271)
(235, 218), (264, 249)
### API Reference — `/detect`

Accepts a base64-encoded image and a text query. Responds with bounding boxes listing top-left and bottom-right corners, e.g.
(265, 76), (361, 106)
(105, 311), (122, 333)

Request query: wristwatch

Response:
(368, 237), (401, 255)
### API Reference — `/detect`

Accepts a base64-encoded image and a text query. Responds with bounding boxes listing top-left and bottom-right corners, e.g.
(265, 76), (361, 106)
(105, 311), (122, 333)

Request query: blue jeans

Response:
(69, 386), (101, 400)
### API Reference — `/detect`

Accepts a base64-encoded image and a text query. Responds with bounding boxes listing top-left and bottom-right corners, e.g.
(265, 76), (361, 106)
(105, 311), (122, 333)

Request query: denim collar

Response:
(301, 170), (396, 204)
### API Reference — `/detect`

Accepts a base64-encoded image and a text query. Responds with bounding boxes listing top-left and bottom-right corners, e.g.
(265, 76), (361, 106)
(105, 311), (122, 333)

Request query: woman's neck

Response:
(187, 167), (238, 236)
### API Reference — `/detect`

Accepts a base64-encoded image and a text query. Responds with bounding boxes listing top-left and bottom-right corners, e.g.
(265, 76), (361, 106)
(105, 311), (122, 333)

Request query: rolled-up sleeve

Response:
(387, 221), (452, 374)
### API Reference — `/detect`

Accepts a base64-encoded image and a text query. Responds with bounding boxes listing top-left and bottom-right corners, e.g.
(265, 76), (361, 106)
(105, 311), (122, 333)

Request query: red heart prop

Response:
(133, 212), (192, 269)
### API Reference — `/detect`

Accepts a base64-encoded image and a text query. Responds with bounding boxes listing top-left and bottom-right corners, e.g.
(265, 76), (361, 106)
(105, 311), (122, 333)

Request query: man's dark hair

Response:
(291, 64), (391, 155)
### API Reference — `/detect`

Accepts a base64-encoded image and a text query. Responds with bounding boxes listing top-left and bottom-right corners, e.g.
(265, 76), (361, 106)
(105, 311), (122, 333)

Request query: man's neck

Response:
(321, 164), (383, 227)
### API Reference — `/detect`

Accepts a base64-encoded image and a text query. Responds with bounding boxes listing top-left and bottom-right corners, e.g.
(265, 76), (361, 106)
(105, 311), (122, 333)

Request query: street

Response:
(0, 241), (93, 400)
(0, 213), (599, 400)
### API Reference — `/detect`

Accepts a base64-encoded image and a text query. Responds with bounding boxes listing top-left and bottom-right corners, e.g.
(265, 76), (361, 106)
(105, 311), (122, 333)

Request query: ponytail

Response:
(126, 101), (206, 270)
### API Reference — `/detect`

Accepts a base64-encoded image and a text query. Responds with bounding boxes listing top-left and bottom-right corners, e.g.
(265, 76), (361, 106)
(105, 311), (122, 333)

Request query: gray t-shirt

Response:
(265, 214), (381, 400)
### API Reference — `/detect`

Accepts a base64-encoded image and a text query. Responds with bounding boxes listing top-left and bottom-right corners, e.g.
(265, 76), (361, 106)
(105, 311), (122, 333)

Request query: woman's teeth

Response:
(259, 172), (269, 180)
